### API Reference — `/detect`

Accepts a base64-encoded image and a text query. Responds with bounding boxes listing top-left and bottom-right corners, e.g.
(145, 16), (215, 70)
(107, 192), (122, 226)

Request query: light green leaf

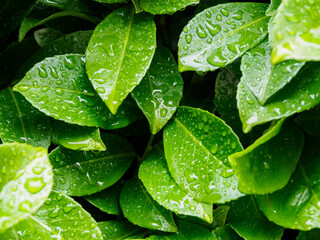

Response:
(0, 143), (53, 233)
(132, 0), (142, 13)
(163, 106), (244, 204)
(131, 46), (183, 134)
(120, 178), (178, 232)
(227, 196), (284, 240)
(86, 5), (156, 114)
(270, 0), (320, 64)
(256, 138), (320, 230)
(212, 225), (242, 240)
(33, 28), (64, 47)
(178, 3), (269, 72)
(139, 145), (213, 223)
(0, 191), (103, 239)
(52, 120), (106, 151)
(0, 88), (52, 149)
(265, 0), (281, 16)
(212, 206), (230, 228)
(229, 119), (304, 194)
(237, 62), (320, 133)
(241, 41), (305, 105)
(295, 105), (320, 137)
(50, 132), (135, 196)
(140, 0), (199, 15)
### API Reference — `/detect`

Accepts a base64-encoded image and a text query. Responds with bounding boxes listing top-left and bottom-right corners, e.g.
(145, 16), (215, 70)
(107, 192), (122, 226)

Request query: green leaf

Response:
(120, 178), (178, 232)
(93, 0), (128, 3)
(163, 106), (244, 204)
(229, 119), (304, 194)
(212, 225), (242, 240)
(237, 62), (320, 133)
(0, 143), (53, 233)
(256, 138), (320, 230)
(85, 181), (123, 215)
(178, 3), (269, 72)
(0, 191), (103, 239)
(50, 132), (135, 196)
(241, 41), (305, 105)
(212, 206), (230, 228)
(297, 229), (320, 240)
(131, 46), (183, 134)
(86, 5), (156, 114)
(52, 120), (106, 151)
(227, 196), (284, 240)
(37, 0), (103, 13)
(132, 0), (143, 13)
(34, 28), (64, 47)
(98, 220), (148, 240)
(0, 88), (52, 149)
(265, 0), (281, 16)
(139, 145), (213, 223)
(270, 0), (320, 64)
(140, 0), (199, 15)
(295, 105), (320, 137)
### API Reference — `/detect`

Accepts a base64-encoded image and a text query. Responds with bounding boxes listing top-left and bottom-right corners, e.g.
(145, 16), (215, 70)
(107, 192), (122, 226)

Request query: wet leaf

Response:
(178, 3), (269, 72)
(212, 225), (242, 240)
(131, 46), (183, 134)
(295, 105), (320, 137)
(140, 0), (199, 15)
(49, 132), (135, 196)
(120, 178), (178, 232)
(0, 143), (53, 233)
(132, 0), (142, 13)
(37, 0), (103, 13)
(86, 5), (156, 114)
(163, 106), (244, 204)
(265, 0), (281, 16)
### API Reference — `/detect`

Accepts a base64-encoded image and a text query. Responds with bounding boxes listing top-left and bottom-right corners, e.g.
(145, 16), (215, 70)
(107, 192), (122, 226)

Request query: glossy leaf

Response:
(212, 225), (242, 240)
(85, 181), (123, 215)
(164, 106), (244, 204)
(265, 0), (281, 16)
(131, 46), (183, 134)
(98, 220), (148, 240)
(132, 0), (142, 13)
(49, 132), (135, 196)
(212, 206), (230, 228)
(52, 120), (106, 151)
(37, 0), (103, 13)
(0, 143), (53, 233)
(139, 145), (213, 223)
(34, 28), (64, 47)
(241, 41), (305, 105)
(120, 178), (178, 232)
(229, 119), (304, 194)
(0, 191), (103, 239)
(140, 0), (199, 15)
(93, 0), (128, 3)
(0, 88), (52, 149)
(227, 196), (284, 240)
(270, 0), (320, 64)
(238, 62), (320, 133)
(86, 5), (156, 114)
(256, 139), (320, 230)
(178, 3), (269, 72)
(295, 105), (320, 137)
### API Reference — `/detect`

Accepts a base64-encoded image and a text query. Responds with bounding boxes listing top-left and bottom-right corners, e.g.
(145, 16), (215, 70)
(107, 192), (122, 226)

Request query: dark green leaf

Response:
(140, 0), (199, 15)
(295, 105), (320, 137)
(297, 229), (320, 240)
(93, 0), (128, 3)
(34, 28), (64, 47)
(265, 0), (281, 16)
(212, 206), (230, 228)
(37, 0), (103, 13)
(212, 225), (242, 240)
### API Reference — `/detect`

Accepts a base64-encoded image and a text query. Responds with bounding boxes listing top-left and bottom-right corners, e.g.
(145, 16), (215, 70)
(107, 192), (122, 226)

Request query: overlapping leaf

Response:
(295, 105), (320, 137)
(140, 0), (199, 15)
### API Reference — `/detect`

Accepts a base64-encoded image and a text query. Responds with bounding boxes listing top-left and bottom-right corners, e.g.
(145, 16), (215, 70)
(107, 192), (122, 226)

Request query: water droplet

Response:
(96, 87), (106, 94)
(220, 8), (229, 17)
(210, 144), (219, 154)
(19, 201), (32, 212)
(38, 66), (48, 78)
(160, 108), (168, 117)
(17, 85), (31, 92)
(32, 166), (44, 175)
(185, 34), (192, 44)
(216, 14), (222, 21)
(49, 66), (59, 79)
(49, 207), (60, 218)
(221, 168), (233, 178)
(25, 177), (46, 194)
(64, 56), (76, 69)
(198, 122), (204, 130)
(196, 25), (207, 38)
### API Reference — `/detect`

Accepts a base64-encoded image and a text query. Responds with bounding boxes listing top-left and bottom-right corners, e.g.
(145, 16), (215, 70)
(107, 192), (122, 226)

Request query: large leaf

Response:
(227, 196), (284, 240)
(256, 138), (320, 230)
(52, 120), (106, 151)
(139, 145), (213, 223)
(212, 225), (242, 240)
(140, 0), (199, 15)
(0, 88), (52, 149)
(229, 119), (304, 194)
(0, 191), (103, 239)
(86, 5), (156, 114)
(163, 106), (244, 204)
(131, 46), (183, 134)
(295, 105), (320, 137)
(0, 143), (53, 233)
(265, 0), (281, 16)
(50, 132), (135, 196)
(120, 178), (178, 232)
(237, 62), (320, 133)
(241, 41), (305, 105)
(178, 2), (269, 72)
(270, 0), (320, 64)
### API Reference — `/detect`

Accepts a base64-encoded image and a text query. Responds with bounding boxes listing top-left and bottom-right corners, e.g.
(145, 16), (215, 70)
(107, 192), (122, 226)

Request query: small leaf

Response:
(0, 191), (103, 239)
(227, 196), (284, 240)
(0, 143), (53, 233)
(140, 0), (199, 15)
(212, 206), (230, 228)
(49, 132), (135, 196)
(163, 106), (244, 204)
(52, 120), (106, 151)
(265, 0), (281, 16)
(131, 46), (183, 134)
(0, 88), (52, 149)
(229, 119), (304, 194)
(212, 225), (242, 240)
(295, 105), (320, 137)
(237, 62), (320, 133)
(256, 138), (320, 230)
(120, 178), (178, 232)
(178, 3), (269, 72)
(270, 0), (320, 64)
(86, 5), (156, 114)
(139, 145), (213, 223)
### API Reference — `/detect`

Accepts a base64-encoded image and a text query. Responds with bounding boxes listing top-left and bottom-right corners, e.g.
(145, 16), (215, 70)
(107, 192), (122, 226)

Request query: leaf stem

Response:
(138, 134), (155, 164)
